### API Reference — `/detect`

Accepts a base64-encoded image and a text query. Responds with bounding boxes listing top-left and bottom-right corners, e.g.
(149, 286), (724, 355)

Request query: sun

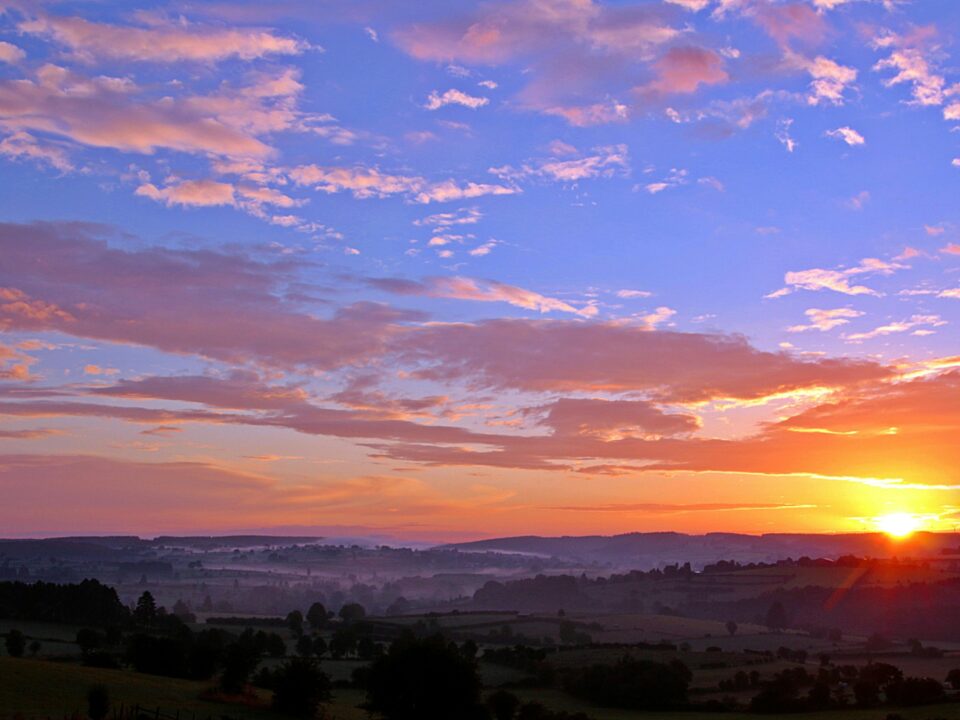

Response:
(874, 513), (924, 539)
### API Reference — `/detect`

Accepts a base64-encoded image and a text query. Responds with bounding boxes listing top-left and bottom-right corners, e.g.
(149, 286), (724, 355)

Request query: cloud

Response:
(375, 369), (960, 489)
(616, 289), (653, 299)
(0, 222), (418, 371)
(288, 165), (517, 204)
(491, 144), (629, 183)
(0, 41), (25, 64)
(83, 364), (118, 376)
(393, 0), (694, 124)
(415, 207), (483, 229)
(769, 257), (905, 297)
(644, 46), (728, 95)
(787, 307), (864, 332)
(638, 306), (676, 329)
(798, 55), (858, 106)
(844, 314), (946, 342)
(775, 118), (798, 152)
(0, 429), (60, 440)
(424, 89), (489, 110)
(542, 101), (629, 127)
(642, 168), (687, 194)
(19, 14), (307, 63)
(751, 2), (829, 48)
(0, 64), (297, 159)
(135, 178), (302, 222)
(367, 276), (598, 317)
(0, 131), (73, 171)
(0, 340), (40, 381)
(532, 397), (700, 439)
(665, 0), (711, 11)
(136, 179), (237, 207)
(846, 190), (870, 210)
(825, 126), (865, 146)
(394, 318), (890, 401)
(872, 27), (945, 106)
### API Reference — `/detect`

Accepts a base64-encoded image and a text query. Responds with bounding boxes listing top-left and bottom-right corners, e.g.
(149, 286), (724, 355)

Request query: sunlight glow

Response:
(873, 513), (924, 539)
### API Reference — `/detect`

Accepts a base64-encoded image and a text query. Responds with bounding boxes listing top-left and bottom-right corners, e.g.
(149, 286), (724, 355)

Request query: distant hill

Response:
(441, 531), (959, 569)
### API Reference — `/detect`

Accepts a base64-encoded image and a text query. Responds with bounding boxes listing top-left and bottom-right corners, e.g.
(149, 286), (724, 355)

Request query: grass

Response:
(0, 657), (365, 720)
(512, 687), (960, 720)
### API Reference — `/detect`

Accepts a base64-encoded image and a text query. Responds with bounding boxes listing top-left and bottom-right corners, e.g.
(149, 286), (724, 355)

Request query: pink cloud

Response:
(645, 46), (728, 94)
(19, 14), (307, 63)
(393, 1), (691, 124)
(394, 318), (890, 401)
(368, 276), (597, 317)
(752, 2), (829, 48)
(0, 64), (275, 158)
(0, 222), (417, 370)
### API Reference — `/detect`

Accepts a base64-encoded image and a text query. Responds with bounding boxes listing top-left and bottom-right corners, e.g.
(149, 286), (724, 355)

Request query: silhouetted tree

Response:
(5, 629), (26, 657)
(562, 656), (690, 710)
(487, 689), (521, 720)
(285, 610), (304, 638)
(726, 620), (738, 637)
(306, 602), (328, 630)
(271, 658), (331, 717)
(360, 633), (485, 720)
(765, 601), (787, 631)
(312, 636), (327, 659)
(338, 602), (366, 624)
(220, 642), (258, 694)
(133, 591), (157, 627)
(947, 668), (960, 690)
(296, 635), (314, 657)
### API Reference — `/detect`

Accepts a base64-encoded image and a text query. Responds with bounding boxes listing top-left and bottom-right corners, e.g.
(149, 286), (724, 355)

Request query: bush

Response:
(271, 658), (331, 717)
(360, 633), (484, 720)
(4, 629), (25, 658)
(561, 656), (689, 710)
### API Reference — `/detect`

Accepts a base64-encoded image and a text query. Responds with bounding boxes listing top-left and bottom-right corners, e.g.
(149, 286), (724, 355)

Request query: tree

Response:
(306, 602), (329, 630)
(726, 620), (738, 637)
(947, 668), (960, 690)
(329, 626), (357, 659)
(312, 636), (328, 659)
(266, 632), (287, 658)
(765, 601), (787, 631)
(338, 602), (366, 624)
(133, 591), (157, 627)
(76, 628), (103, 656)
(487, 689), (521, 720)
(220, 642), (258, 694)
(87, 684), (110, 720)
(296, 635), (314, 657)
(285, 610), (304, 638)
(271, 658), (331, 717)
(28, 639), (41, 656)
(5, 629), (26, 658)
(172, 599), (195, 623)
(360, 634), (485, 720)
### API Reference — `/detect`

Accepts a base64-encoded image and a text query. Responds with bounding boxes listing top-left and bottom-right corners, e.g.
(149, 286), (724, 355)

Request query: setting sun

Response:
(874, 513), (925, 539)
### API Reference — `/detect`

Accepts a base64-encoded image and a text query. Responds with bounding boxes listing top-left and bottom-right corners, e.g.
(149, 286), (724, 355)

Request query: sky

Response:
(0, 0), (959, 541)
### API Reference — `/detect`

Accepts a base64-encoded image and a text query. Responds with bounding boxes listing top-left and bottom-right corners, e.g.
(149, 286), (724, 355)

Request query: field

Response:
(0, 657), (368, 720)
(512, 687), (960, 720)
